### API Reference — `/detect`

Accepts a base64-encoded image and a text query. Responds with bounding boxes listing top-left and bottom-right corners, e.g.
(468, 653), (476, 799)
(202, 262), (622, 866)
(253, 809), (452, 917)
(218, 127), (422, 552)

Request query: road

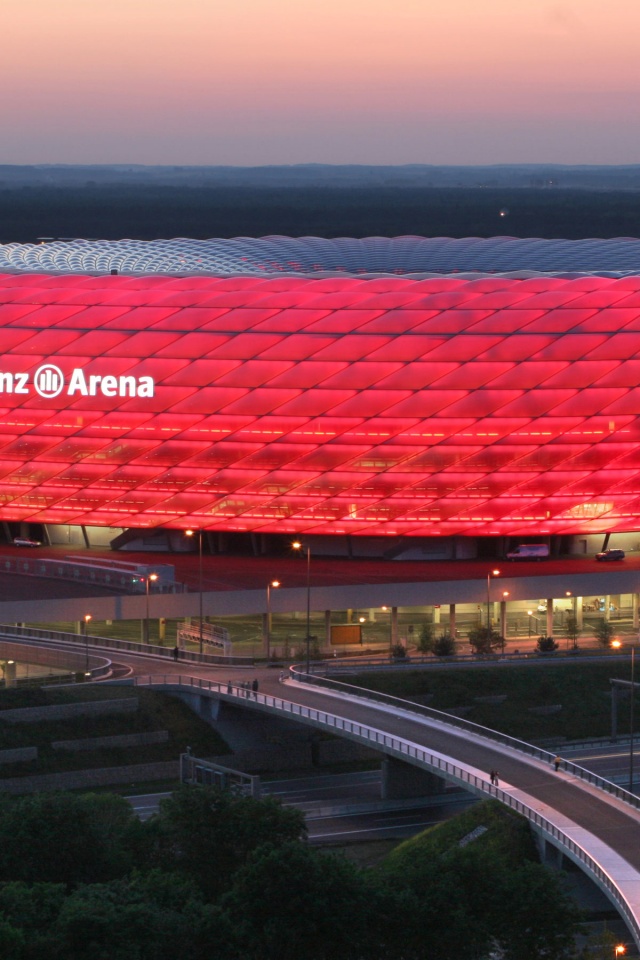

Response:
(128, 769), (476, 843)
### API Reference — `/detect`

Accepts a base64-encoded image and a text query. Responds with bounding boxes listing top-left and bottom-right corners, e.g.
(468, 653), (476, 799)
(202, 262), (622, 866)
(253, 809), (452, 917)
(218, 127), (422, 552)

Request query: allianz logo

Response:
(0, 365), (155, 399)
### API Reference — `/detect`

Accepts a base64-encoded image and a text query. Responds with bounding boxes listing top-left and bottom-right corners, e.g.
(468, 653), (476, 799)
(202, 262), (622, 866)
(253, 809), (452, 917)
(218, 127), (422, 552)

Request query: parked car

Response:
(12, 536), (41, 547)
(595, 549), (625, 561)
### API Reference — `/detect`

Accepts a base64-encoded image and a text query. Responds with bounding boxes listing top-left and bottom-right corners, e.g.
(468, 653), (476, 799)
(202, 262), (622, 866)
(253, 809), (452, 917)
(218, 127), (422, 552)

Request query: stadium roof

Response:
(2, 236), (640, 277)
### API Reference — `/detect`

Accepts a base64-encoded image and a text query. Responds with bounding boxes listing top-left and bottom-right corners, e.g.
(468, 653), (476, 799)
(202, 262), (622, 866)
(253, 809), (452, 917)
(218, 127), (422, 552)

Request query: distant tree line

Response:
(2, 185), (640, 243)
(0, 788), (580, 959)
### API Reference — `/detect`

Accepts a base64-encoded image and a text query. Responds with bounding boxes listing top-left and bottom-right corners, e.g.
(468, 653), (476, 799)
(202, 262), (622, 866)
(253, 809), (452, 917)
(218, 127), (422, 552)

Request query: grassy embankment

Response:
(346, 659), (632, 743)
(0, 685), (230, 786)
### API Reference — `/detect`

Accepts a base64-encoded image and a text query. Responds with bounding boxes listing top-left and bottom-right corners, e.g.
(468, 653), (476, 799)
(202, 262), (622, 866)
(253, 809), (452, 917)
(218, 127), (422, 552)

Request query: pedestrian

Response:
(279, 671), (285, 683)
(252, 678), (259, 698)
(172, 645), (179, 662)
(554, 755), (562, 772)
(489, 769), (496, 785)
(227, 679), (232, 694)
(493, 770), (499, 786)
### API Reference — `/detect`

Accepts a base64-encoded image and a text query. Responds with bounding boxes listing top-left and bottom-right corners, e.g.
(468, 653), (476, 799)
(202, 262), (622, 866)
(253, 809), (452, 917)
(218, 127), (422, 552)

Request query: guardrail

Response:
(289, 664), (640, 813)
(0, 623), (252, 667)
(129, 672), (640, 948)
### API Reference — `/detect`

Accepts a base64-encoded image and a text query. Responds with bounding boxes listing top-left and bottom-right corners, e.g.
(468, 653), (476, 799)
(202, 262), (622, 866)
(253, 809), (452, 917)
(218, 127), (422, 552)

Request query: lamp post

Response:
(83, 614), (92, 674)
(292, 541), (311, 674)
(486, 569), (500, 632)
(185, 529), (204, 655)
(527, 610), (533, 637)
(266, 579), (280, 660)
(615, 944), (626, 959)
(145, 573), (158, 645)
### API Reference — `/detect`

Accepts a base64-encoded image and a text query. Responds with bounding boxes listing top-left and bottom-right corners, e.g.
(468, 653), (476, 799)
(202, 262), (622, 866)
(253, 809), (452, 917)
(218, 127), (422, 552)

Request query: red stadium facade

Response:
(2, 270), (640, 539)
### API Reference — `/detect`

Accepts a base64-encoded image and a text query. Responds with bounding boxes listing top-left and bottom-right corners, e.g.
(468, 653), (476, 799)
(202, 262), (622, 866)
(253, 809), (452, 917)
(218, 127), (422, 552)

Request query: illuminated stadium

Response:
(2, 235), (640, 555)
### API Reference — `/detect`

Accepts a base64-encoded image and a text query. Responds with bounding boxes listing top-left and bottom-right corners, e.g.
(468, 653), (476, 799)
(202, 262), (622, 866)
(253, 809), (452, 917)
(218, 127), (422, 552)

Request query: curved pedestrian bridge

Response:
(125, 669), (640, 948)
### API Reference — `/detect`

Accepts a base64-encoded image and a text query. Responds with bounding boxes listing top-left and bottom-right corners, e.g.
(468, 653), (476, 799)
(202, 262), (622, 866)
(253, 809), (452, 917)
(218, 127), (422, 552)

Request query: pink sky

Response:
(2, 0), (639, 164)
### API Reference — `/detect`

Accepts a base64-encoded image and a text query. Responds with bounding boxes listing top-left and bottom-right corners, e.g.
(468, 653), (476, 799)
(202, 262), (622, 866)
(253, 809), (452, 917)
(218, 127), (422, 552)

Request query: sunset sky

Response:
(2, 0), (639, 165)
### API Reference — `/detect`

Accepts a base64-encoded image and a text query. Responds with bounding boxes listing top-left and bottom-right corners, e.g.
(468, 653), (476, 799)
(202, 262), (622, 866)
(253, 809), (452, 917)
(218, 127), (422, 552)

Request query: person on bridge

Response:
(172, 646), (179, 661)
(554, 756), (562, 772)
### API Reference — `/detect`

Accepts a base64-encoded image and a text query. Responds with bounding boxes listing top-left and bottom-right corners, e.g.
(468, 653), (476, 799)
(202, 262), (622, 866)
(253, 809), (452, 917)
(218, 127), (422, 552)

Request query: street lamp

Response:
(527, 610), (533, 637)
(486, 569), (500, 632)
(292, 541), (311, 674)
(83, 614), (92, 673)
(145, 573), (158, 645)
(615, 945), (626, 959)
(185, 529), (204, 654)
(266, 579), (280, 660)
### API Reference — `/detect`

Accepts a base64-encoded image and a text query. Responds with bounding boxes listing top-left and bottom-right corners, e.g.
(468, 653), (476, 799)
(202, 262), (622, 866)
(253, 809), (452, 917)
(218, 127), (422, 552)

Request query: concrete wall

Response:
(0, 760), (178, 795)
(52, 730), (168, 752)
(0, 698), (138, 724)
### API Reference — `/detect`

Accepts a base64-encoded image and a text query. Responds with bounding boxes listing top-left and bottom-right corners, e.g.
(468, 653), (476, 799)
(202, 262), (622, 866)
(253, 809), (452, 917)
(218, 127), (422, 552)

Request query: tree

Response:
(417, 622), (434, 653)
(0, 792), (140, 885)
(536, 635), (559, 653)
(565, 613), (580, 650)
(594, 618), (615, 647)
(432, 633), (456, 657)
(220, 841), (402, 960)
(153, 787), (306, 898)
(467, 625), (502, 655)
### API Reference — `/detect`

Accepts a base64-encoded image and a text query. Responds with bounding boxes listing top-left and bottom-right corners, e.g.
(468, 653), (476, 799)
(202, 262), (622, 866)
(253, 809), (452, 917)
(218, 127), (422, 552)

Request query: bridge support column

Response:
(535, 832), (564, 869)
(546, 600), (554, 638)
(381, 757), (446, 800)
(499, 600), (507, 644)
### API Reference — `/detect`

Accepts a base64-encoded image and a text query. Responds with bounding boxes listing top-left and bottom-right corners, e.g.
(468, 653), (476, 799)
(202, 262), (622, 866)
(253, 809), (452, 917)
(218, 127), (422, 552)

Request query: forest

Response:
(0, 788), (580, 960)
(2, 184), (640, 243)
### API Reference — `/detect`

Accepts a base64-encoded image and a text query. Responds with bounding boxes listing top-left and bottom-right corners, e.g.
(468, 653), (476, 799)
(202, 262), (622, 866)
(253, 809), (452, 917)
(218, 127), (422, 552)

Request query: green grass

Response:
(349, 660), (631, 742)
(0, 685), (231, 778)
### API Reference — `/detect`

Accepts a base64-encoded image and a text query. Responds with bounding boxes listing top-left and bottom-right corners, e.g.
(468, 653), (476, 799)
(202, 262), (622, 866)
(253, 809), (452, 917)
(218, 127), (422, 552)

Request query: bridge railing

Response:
(288, 664), (640, 813)
(129, 672), (640, 948)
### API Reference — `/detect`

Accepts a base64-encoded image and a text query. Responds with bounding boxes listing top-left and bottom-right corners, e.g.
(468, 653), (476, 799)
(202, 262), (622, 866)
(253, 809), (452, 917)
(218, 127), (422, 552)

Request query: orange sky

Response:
(1, 0), (639, 163)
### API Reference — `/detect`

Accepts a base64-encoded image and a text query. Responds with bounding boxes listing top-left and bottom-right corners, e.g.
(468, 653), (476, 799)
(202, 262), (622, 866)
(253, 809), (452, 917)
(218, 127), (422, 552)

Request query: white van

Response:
(506, 544), (549, 561)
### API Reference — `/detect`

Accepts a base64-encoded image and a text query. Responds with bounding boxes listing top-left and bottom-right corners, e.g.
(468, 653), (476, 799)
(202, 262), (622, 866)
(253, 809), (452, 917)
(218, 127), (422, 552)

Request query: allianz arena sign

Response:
(0, 365), (155, 400)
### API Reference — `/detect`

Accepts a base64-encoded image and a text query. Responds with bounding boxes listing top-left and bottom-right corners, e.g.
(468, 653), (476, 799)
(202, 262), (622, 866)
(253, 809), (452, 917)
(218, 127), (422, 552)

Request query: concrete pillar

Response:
(381, 757), (446, 800)
(391, 607), (398, 647)
(634, 593), (639, 631)
(368, 608), (376, 622)
(546, 599), (554, 638)
(346, 609), (353, 624)
(4, 660), (16, 688)
(449, 604), (456, 638)
(325, 610), (331, 647)
(575, 596), (583, 629)
(605, 595), (611, 622)
(75, 620), (82, 635)
(499, 600), (507, 640)
(433, 606), (441, 624)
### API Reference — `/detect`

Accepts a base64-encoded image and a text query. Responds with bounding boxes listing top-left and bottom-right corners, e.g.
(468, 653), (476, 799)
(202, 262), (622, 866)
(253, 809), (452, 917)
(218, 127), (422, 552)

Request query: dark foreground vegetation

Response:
(348, 660), (630, 743)
(0, 789), (580, 960)
(3, 185), (640, 243)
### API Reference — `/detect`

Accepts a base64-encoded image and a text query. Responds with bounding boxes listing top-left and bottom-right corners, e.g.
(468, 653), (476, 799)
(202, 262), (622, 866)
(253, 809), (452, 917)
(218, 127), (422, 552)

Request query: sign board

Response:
(330, 624), (362, 646)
